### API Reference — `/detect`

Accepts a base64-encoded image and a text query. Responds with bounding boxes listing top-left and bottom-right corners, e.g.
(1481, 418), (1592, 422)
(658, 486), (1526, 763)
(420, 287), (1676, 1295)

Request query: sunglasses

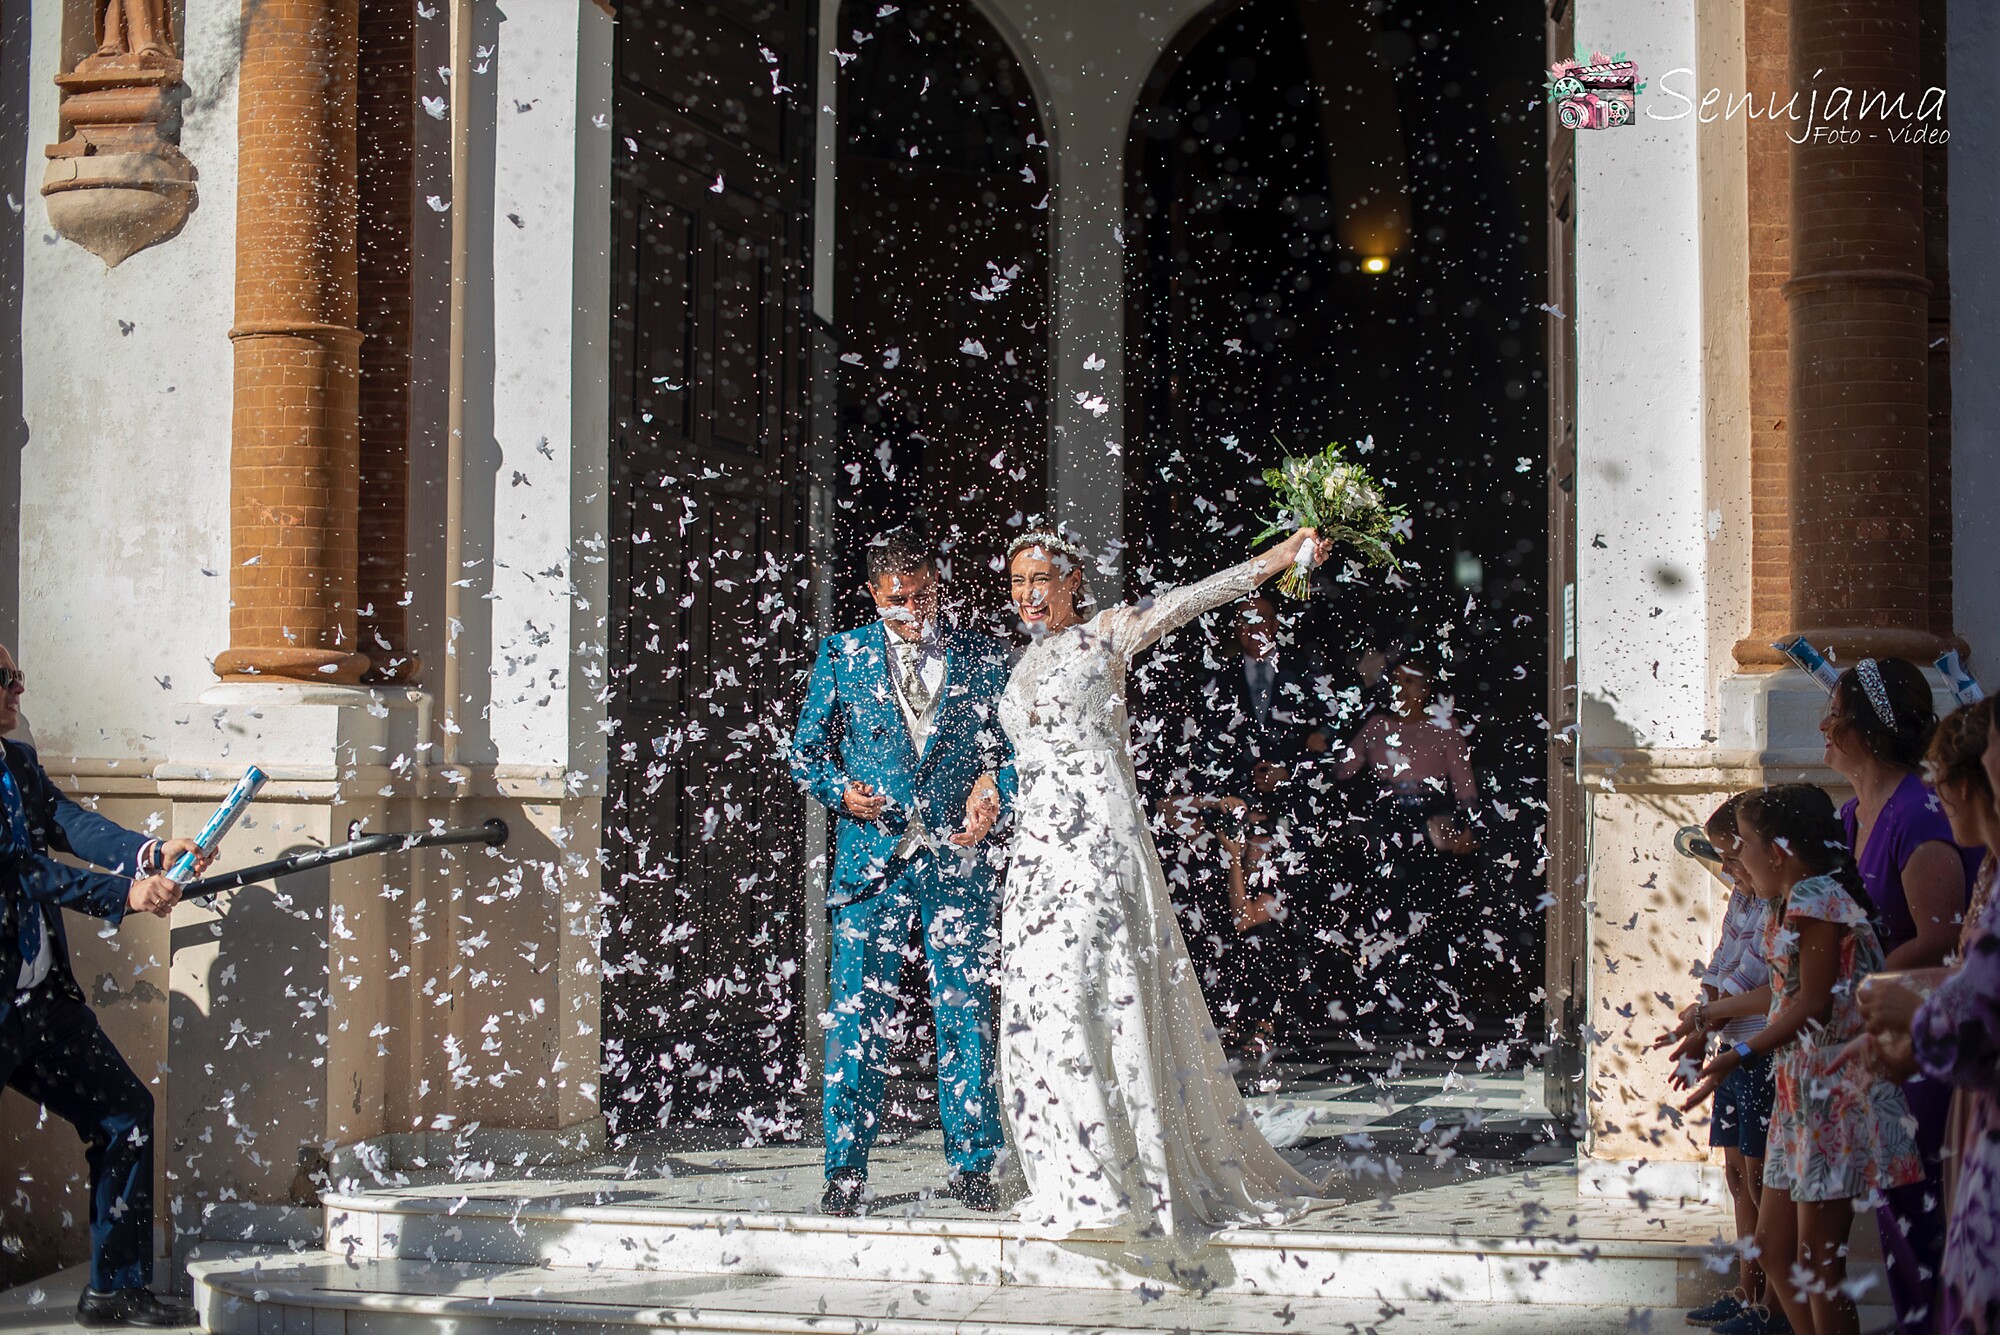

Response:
(0, 667), (23, 692)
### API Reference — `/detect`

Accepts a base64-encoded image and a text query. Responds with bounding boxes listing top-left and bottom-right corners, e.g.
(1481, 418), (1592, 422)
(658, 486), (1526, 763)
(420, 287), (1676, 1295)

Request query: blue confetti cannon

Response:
(167, 766), (268, 885)
(1772, 635), (1840, 694)
(1937, 649), (1985, 706)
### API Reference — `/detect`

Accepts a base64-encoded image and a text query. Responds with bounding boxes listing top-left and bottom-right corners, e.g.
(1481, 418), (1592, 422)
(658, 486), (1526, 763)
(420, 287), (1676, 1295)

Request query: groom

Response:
(791, 527), (1013, 1215)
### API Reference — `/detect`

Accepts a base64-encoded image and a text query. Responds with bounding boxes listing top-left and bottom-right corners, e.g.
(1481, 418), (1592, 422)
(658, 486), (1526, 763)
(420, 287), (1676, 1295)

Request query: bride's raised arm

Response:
(1104, 529), (1328, 661)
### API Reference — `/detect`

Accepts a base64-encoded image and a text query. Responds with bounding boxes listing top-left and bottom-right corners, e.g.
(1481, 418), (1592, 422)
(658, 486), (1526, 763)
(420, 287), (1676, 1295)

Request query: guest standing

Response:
(1853, 699), (2000, 1335)
(0, 645), (215, 1328)
(1686, 784), (1924, 1335)
(1822, 658), (1978, 1333)
(1331, 661), (1482, 1031)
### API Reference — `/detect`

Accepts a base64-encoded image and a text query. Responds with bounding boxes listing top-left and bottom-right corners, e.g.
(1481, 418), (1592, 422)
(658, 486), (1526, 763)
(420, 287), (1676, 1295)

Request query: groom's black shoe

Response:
(942, 1171), (1000, 1212)
(820, 1169), (866, 1216)
(75, 1287), (200, 1329)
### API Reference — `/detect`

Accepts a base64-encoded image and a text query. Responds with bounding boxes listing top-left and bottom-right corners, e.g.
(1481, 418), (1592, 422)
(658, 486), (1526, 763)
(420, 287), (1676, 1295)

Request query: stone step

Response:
(184, 1250), (1688, 1335)
(317, 1184), (1720, 1307)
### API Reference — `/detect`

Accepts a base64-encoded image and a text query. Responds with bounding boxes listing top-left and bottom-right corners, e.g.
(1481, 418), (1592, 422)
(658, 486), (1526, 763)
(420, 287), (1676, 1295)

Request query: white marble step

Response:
(317, 1180), (1720, 1307)
(186, 1250), (1682, 1335)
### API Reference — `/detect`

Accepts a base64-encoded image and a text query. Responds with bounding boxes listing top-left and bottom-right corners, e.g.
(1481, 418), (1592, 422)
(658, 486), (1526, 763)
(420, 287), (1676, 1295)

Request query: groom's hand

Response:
(951, 777), (1000, 847)
(842, 781), (887, 820)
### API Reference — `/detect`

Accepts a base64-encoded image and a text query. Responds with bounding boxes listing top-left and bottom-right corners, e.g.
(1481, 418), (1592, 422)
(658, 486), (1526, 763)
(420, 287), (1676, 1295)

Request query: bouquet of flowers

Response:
(1253, 439), (1407, 600)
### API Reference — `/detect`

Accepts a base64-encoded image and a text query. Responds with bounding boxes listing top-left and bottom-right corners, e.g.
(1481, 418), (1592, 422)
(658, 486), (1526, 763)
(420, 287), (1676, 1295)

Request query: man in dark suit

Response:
(1168, 594), (1333, 1052)
(0, 645), (213, 1328)
(1188, 592), (1328, 799)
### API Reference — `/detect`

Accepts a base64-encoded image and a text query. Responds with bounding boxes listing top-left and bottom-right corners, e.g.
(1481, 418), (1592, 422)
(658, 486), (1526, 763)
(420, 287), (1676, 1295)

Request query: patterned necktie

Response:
(897, 641), (934, 717)
(2, 760), (40, 978)
(1250, 660), (1274, 723)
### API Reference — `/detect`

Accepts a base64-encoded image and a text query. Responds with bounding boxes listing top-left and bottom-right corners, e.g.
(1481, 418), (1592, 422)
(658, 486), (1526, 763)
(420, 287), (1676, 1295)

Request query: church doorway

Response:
(1124, 0), (1553, 1062)
(601, 0), (1050, 1143)
(829, 0), (1052, 613)
(602, 0), (821, 1139)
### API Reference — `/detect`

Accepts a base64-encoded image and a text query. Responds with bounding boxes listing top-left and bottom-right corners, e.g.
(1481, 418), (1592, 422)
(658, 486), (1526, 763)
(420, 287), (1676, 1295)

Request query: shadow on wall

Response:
(1577, 688), (1708, 819)
(0, 1), (28, 650)
(440, 0), (505, 765)
(167, 858), (334, 1225)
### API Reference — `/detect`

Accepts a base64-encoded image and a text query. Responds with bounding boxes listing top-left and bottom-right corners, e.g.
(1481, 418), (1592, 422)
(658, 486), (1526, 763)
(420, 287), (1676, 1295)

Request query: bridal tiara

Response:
(1007, 530), (1086, 564)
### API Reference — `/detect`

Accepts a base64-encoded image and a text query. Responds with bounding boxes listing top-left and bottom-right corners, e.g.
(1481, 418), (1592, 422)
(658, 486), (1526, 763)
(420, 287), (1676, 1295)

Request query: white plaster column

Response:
(1571, 0), (1728, 1188)
(977, 0), (1213, 582)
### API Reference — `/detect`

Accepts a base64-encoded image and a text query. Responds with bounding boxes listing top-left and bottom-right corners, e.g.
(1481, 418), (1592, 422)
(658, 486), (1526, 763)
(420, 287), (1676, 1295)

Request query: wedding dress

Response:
(996, 557), (1329, 1240)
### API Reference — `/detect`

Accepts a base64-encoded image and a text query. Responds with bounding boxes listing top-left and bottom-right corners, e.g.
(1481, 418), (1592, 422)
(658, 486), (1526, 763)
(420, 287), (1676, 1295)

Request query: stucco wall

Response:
(13, 0), (238, 761)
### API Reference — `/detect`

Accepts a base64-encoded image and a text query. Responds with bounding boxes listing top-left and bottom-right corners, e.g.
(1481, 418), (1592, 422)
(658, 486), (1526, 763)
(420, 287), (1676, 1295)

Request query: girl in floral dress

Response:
(1686, 784), (1923, 1335)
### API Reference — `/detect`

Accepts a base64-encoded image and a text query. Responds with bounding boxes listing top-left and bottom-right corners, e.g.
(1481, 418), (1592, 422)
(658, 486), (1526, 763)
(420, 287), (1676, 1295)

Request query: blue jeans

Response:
(823, 851), (1002, 1178)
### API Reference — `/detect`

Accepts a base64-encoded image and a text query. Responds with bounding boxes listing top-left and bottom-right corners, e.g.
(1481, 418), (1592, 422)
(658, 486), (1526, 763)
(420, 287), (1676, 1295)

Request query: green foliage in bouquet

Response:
(1253, 439), (1408, 599)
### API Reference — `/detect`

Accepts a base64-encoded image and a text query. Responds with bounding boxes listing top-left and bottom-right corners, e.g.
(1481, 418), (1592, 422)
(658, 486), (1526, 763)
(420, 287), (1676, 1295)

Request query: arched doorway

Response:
(833, 0), (1051, 617)
(1124, 0), (1551, 1059)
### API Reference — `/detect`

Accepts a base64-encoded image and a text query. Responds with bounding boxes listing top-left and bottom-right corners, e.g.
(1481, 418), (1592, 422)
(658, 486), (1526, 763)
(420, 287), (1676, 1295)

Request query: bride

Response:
(996, 526), (1334, 1241)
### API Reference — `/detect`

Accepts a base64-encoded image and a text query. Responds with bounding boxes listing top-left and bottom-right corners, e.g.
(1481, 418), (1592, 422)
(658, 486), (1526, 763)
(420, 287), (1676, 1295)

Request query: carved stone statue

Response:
(97, 0), (176, 61)
(40, 0), (196, 265)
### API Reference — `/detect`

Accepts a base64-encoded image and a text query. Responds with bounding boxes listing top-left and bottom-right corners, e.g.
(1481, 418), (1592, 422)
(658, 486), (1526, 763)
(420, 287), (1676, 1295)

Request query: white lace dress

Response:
(997, 558), (1329, 1240)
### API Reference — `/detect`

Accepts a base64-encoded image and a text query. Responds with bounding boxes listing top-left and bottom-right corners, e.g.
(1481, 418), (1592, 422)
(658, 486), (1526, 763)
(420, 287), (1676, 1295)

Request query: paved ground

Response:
(354, 1068), (1699, 1249)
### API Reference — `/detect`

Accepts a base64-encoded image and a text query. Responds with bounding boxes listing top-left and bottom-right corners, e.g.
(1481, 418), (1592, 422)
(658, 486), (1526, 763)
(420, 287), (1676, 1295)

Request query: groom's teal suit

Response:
(792, 621), (1013, 1179)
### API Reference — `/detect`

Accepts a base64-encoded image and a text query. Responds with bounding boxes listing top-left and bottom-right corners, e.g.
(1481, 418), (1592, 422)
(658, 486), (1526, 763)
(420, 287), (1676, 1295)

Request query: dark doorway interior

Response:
(832, 0), (1050, 620)
(603, 0), (818, 1142)
(1126, 0), (1550, 1060)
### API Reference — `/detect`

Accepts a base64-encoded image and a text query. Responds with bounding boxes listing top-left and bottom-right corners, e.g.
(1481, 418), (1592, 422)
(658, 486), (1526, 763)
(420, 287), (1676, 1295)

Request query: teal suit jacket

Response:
(790, 623), (1015, 906)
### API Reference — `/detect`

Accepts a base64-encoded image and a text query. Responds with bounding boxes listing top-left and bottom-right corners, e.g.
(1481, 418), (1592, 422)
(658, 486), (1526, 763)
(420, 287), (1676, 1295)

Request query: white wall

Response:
(1951, 0), (2000, 673)
(14, 0), (238, 762)
(453, 0), (611, 780)
(1572, 0), (1713, 753)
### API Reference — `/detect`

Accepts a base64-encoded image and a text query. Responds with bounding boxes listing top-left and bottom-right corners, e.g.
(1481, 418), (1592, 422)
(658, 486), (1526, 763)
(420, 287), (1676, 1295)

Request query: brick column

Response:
(212, 0), (371, 684)
(1783, 0), (1942, 664)
(1733, 0), (1794, 667)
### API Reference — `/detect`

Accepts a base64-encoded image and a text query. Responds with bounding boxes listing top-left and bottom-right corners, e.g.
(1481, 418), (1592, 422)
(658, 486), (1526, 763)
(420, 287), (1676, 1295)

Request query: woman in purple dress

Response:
(1857, 699), (2000, 1334)
(1822, 658), (1981, 1334)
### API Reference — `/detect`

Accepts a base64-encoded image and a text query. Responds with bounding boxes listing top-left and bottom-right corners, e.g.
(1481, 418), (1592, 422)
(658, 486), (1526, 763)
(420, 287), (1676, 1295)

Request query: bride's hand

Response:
(1287, 527), (1331, 569)
(951, 776), (1001, 847)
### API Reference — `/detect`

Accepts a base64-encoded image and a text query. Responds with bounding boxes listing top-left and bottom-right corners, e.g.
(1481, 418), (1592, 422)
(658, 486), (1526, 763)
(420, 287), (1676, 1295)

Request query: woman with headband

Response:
(995, 525), (1334, 1243)
(1821, 656), (1979, 1335)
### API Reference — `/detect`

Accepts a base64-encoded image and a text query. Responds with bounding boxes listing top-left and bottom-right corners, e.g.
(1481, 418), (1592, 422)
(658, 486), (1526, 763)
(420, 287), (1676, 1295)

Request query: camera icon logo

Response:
(1547, 54), (1638, 131)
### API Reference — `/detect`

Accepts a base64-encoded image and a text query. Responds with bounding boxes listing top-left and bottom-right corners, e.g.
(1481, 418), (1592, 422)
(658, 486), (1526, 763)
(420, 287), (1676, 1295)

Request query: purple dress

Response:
(1843, 774), (1985, 957)
(1844, 772), (1983, 1334)
(1913, 890), (2000, 1334)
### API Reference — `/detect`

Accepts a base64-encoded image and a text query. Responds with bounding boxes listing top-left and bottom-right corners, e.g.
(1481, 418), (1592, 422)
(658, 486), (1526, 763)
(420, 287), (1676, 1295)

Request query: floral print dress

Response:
(1914, 881), (2000, 1334)
(1761, 875), (1925, 1202)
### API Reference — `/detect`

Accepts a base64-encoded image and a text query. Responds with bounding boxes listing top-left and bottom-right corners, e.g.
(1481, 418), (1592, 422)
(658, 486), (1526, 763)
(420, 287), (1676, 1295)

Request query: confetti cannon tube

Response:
(1772, 635), (1841, 694)
(166, 766), (268, 884)
(1936, 649), (1984, 706)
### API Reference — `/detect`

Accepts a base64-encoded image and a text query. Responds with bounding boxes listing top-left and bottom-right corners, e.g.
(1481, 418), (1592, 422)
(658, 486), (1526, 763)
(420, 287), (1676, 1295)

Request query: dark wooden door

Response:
(606, 0), (816, 1139)
(1543, 0), (1585, 1125)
